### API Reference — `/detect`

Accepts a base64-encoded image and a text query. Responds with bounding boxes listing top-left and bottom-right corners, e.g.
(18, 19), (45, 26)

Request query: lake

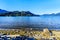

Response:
(0, 16), (60, 30)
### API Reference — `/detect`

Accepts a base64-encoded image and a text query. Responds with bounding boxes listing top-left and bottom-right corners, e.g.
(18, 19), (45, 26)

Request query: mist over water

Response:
(0, 16), (60, 30)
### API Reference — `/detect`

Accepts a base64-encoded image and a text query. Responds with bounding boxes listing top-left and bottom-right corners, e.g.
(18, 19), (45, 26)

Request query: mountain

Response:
(0, 11), (40, 16)
(41, 13), (60, 16)
(0, 9), (8, 13)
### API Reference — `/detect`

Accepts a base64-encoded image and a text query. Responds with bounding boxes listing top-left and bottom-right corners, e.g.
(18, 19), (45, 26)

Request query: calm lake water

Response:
(0, 16), (60, 30)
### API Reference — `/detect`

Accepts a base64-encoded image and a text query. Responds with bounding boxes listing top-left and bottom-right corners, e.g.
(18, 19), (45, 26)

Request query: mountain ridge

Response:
(0, 9), (8, 13)
(0, 9), (60, 16)
(0, 9), (39, 16)
(42, 13), (60, 16)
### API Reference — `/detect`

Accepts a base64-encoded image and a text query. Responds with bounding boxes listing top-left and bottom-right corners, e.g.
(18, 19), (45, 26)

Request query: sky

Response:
(0, 0), (60, 15)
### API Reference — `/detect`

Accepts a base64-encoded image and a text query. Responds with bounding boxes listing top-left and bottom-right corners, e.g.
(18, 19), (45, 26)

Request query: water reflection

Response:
(0, 16), (60, 29)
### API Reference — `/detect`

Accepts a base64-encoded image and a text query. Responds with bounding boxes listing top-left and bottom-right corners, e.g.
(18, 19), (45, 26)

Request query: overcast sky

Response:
(0, 0), (60, 15)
